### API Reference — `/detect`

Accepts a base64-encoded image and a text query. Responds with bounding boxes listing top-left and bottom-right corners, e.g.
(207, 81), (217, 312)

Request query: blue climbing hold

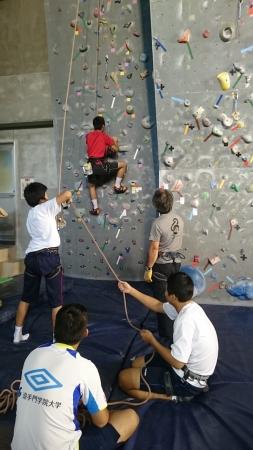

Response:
(180, 265), (206, 298)
(226, 278), (253, 300)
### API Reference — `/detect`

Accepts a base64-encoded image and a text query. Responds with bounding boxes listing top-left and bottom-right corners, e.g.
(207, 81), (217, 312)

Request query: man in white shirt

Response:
(118, 272), (219, 400)
(12, 304), (139, 450)
(13, 182), (72, 344)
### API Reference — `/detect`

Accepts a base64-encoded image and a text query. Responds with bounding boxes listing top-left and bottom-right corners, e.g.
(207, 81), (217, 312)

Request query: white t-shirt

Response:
(11, 343), (107, 450)
(163, 302), (219, 388)
(26, 198), (61, 254)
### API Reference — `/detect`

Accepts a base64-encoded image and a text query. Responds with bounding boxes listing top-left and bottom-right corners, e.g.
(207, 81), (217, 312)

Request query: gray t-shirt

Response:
(149, 212), (184, 264)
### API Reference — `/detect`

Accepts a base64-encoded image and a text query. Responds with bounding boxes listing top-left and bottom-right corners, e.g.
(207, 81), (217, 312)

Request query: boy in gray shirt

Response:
(144, 188), (184, 339)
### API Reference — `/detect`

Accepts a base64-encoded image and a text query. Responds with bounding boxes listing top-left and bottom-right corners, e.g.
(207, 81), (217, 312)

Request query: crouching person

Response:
(12, 304), (139, 450)
(118, 273), (219, 402)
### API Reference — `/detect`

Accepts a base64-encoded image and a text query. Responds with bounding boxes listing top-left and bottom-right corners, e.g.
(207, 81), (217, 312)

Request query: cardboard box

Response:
(0, 248), (9, 263)
(0, 261), (24, 277)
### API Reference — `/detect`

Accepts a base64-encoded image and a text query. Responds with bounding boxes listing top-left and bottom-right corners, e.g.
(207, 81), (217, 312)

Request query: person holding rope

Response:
(144, 188), (185, 339)
(118, 272), (219, 401)
(11, 304), (139, 450)
(13, 182), (72, 344)
(85, 116), (128, 215)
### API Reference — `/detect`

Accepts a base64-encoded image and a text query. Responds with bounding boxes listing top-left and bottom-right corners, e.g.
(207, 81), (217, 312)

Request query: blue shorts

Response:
(79, 423), (121, 450)
(22, 249), (63, 308)
(140, 353), (205, 398)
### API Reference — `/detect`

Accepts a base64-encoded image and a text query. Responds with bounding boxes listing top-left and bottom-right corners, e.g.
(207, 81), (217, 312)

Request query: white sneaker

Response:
(13, 333), (30, 344)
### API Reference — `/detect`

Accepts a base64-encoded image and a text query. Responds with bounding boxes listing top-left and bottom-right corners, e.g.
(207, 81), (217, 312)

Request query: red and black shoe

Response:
(89, 207), (101, 216)
(114, 185), (128, 194)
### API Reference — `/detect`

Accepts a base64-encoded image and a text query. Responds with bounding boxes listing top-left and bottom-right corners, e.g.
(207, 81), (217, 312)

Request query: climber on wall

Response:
(85, 116), (128, 215)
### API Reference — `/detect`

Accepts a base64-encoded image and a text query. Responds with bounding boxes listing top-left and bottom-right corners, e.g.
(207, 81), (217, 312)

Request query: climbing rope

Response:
(71, 204), (155, 406)
(58, 0), (81, 194)
(0, 379), (20, 414)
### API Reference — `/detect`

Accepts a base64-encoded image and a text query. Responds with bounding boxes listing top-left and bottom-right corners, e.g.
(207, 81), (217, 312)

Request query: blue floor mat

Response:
(1, 279), (253, 450)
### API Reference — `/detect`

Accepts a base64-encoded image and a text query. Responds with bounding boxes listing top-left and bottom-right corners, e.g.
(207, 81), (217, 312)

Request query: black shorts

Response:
(79, 423), (121, 450)
(140, 353), (205, 398)
(88, 158), (118, 186)
(22, 250), (63, 308)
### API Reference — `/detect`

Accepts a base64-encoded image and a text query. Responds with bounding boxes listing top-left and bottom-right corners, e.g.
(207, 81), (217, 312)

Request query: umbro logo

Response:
(24, 369), (63, 392)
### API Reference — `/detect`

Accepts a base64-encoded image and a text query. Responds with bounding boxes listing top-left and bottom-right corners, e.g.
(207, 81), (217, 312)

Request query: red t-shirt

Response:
(86, 130), (115, 158)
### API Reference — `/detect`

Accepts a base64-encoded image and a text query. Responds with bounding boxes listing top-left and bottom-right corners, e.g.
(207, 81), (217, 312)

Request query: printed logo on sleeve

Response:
(24, 369), (63, 392)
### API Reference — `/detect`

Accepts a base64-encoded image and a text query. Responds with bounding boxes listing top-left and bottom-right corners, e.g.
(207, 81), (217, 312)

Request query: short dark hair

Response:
(152, 189), (173, 214)
(54, 304), (88, 345)
(93, 116), (105, 130)
(24, 182), (47, 207)
(167, 272), (194, 302)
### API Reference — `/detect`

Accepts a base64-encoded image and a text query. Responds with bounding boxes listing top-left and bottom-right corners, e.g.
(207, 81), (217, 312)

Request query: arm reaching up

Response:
(56, 190), (72, 206)
(118, 281), (164, 313)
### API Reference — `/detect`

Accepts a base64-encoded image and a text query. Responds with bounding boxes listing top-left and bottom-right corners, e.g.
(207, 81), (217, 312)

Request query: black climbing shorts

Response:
(79, 423), (121, 450)
(140, 353), (205, 398)
(88, 158), (118, 186)
(22, 249), (63, 308)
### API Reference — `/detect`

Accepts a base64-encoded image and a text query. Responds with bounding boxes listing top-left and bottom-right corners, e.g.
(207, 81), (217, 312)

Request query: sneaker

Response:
(89, 208), (101, 216)
(114, 185), (128, 194)
(13, 333), (30, 344)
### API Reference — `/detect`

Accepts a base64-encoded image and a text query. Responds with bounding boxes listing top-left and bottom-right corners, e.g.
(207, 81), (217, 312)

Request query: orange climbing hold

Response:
(177, 29), (191, 43)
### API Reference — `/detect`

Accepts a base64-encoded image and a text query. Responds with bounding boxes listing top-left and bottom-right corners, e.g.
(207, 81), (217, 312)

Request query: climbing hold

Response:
(140, 69), (149, 80)
(219, 113), (233, 129)
(126, 105), (134, 115)
(219, 24), (235, 42)
(245, 184), (253, 193)
(177, 29), (194, 59)
(191, 199), (199, 208)
(110, 72), (119, 85)
(163, 155), (174, 167)
(202, 117), (212, 127)
(124, 88), (134, 98)
(222, 137), (229, 146)
(139, 53), (148, 63)
(203, 126), (223, 142)
(141, 116), (155, 129)
(202, 30), (210, 38)
(241, 134), (253, 143)
(230, 183), (240, 192)
(217, 72), (230, 91)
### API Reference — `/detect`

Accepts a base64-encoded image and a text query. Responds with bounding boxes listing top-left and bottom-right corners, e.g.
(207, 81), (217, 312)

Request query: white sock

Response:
(91, 199), (98, 209)
(115, 177), (122, 188)
(13, 326), (29, 343)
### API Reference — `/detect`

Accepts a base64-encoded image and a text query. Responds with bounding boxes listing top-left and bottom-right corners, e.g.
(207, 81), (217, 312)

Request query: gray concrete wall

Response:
(150, 0), (253, 303)
(0, 0), (56, 256)
(44, 0), (157, 280)
(0, 73), (52, 124)
(0, 129), (57, 258)
(0, 0), (48, 76)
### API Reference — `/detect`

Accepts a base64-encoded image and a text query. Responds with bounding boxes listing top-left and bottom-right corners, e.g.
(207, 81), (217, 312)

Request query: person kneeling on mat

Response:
(85, 116), (128, 215)
(118, 272), (219, 401)
(12, 304), (139, 450)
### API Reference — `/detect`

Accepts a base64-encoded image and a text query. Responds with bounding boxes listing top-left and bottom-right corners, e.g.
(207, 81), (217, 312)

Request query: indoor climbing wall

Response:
(150, 0), (253, 303)
(44, 0), (157, 279)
